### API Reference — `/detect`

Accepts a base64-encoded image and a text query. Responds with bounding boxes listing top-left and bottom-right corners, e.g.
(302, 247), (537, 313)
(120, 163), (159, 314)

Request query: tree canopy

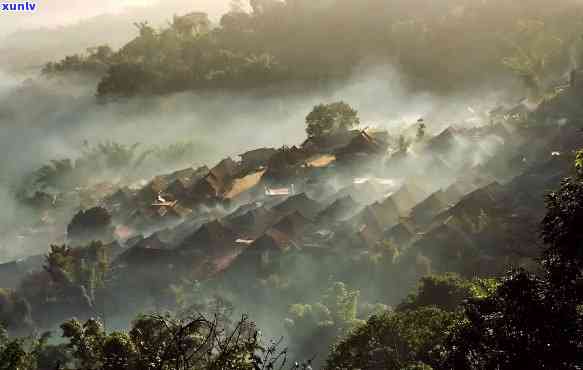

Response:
(442, 155), (583, 370)
(326, 152), (583, 369)
(42, 0), (583, 97)
(305, 102), (360, 138)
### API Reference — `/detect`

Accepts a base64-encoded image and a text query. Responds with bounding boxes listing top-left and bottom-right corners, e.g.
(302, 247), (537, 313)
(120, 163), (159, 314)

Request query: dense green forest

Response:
(43, 0), (583, 97)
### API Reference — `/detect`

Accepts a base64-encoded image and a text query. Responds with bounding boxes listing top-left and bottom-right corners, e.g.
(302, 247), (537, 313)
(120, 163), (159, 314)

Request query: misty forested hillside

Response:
(43, 0), (583, 96)
(0, 0), (230, 73)
(1, 1), (583, 370)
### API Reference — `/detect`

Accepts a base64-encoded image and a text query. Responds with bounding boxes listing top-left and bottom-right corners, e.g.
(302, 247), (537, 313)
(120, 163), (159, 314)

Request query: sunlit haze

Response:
(0, 1), (582, 368)
(0, 0), (229, 37)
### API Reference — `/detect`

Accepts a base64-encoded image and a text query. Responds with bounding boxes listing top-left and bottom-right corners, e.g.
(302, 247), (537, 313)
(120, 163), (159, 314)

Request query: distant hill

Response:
(0, 0), (230, 73)
(35, 0), (583, 97)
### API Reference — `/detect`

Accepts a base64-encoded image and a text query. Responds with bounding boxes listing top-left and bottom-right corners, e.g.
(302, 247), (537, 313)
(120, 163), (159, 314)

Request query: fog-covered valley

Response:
(1, 1), (583, 369)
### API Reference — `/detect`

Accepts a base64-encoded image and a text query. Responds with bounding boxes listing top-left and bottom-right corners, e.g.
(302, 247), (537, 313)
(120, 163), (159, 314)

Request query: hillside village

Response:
(4, 0), (583, 368)
(1, 72), (582, 345)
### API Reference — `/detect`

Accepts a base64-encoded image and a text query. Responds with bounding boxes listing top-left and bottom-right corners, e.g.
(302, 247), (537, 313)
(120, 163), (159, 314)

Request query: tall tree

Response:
(305, 102), (360, 138)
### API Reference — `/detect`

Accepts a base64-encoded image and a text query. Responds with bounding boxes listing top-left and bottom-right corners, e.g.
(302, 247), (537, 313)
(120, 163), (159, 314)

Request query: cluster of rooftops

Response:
(2, 97), (581, 288)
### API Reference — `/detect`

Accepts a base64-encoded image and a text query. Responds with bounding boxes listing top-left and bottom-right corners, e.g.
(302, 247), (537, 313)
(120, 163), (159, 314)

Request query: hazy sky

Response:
(0, 0), (230, 38)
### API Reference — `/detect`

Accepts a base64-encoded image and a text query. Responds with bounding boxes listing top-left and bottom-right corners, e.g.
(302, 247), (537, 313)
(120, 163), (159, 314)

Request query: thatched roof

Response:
(410, 190), (449, 226)
(225, 206), (283, 238)
(271, 211), (312, 238)
(317, 195), (361, 222)
(273, 193), (323, 219)
(180, 220), (239, 255)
